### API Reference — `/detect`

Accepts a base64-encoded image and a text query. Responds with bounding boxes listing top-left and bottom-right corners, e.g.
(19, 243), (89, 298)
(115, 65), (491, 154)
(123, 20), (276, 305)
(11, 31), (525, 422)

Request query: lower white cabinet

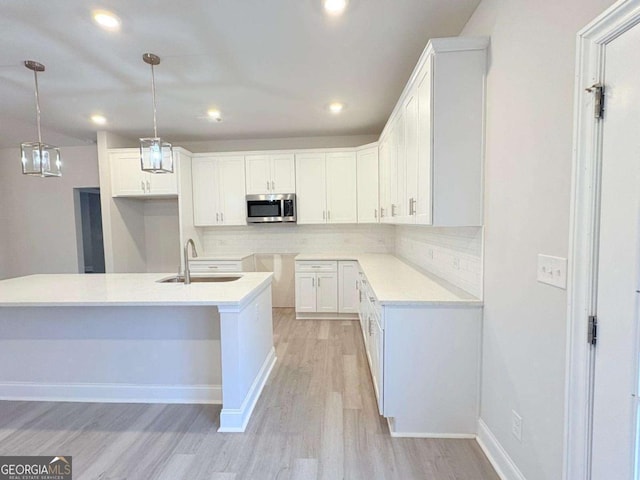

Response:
(357, 267), (481, 436)
(295, 259), (359, 319)
(295, 261), (338, 315)
(189, 257), (254, 273)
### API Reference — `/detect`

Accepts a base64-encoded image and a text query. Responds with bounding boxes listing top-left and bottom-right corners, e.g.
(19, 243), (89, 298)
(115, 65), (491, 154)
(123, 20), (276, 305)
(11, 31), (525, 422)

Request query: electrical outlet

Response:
(452, 257), (460, 270)
(511, 410), (522, 442)
(537, 254), (567, 289)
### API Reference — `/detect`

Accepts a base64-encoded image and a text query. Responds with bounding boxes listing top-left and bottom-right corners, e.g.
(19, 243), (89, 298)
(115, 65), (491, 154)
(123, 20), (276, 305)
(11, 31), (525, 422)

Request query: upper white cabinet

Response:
(192, 156), (246, 226)
(356, 146), (379, 223)
(110, 150), (179, 198)
(245, 154), (296, 194)
(295, 151), (357, 224)
(379, 37), (488, 226)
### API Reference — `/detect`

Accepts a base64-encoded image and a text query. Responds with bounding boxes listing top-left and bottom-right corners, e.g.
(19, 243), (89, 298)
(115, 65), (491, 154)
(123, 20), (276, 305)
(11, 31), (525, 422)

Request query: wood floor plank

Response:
(0, 308), (499, 480)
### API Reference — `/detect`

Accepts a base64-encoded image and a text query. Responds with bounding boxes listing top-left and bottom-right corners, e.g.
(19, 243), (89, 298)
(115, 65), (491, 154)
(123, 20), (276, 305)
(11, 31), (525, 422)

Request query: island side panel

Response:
(218, 283), (276, 432)
(0, 306), (222, 403)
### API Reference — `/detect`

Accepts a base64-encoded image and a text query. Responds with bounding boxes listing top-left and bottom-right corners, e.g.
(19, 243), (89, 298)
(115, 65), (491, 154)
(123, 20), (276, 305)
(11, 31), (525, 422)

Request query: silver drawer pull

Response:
(208, 266), (219, 269)
(369, 296), (375, 302)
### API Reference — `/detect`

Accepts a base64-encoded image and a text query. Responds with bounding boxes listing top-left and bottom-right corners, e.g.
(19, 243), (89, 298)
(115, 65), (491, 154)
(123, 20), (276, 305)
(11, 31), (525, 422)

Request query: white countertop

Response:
(294, 253), (481, 307)
(0, 272), (272, 307)
(190, 253), (253, 261)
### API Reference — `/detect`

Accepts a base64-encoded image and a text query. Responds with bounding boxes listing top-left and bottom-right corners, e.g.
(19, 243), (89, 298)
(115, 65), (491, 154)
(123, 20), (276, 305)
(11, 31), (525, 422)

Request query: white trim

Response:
(0, 382), (222, 404)
(476, 419), (527, 480)
(218, 346), (277, 433)
(385, 417), (476, 439)
(565, 2), (640, 479)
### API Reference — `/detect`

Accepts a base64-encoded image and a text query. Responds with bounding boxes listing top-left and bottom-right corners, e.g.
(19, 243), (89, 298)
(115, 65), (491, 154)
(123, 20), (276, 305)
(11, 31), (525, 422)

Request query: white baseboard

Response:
(0, 382), (222, 404)
(218, 346), (277, 433)
(386, 417), (476, 438)
(476, 419), (527, 480)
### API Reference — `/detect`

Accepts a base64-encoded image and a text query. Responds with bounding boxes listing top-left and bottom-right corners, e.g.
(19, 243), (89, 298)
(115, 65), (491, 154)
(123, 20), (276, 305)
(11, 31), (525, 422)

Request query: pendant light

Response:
(20, 60), (62, 177)
(139, 53), (173, 174)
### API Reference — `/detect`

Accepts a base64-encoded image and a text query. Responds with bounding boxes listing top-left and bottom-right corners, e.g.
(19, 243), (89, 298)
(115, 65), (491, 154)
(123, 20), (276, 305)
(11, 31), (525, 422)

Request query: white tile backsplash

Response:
(394, 226), (483, 298)
(201, 224), (395, 255)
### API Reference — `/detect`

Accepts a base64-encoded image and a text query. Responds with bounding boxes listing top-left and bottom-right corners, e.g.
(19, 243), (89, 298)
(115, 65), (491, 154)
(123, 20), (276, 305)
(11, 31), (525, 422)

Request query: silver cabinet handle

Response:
(409, 198), (416, 215)
(271, 180), (275, 191)
(374, 209), (378, 219)
(141, 180), (145, 192)
(312, 277), (315, 287)
(328, 211), (331, 221)
(208, 266), (219, 269)
(391, 204), (397, 217)
(369, 296), (375, 303)
(216, 212), (220, 222)
(380, 207), (385, 218)
(267, 180), (270, 191)
(317, 277), (321, 287)
(146, 180), (151, 192)
(220, 212), (224, 223)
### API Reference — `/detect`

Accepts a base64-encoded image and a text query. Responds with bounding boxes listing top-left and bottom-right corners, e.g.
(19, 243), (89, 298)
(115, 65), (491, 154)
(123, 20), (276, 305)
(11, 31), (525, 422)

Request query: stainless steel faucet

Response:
(183, 239), (198, 284)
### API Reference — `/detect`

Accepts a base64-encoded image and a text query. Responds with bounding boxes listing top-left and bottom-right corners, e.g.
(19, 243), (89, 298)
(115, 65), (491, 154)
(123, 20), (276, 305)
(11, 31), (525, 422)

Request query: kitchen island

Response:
(0, 272), (275, 433)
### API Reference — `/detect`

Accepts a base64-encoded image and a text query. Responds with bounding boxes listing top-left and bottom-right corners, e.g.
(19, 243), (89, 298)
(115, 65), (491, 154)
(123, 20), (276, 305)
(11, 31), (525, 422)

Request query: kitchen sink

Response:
(157, 275), (242, 283)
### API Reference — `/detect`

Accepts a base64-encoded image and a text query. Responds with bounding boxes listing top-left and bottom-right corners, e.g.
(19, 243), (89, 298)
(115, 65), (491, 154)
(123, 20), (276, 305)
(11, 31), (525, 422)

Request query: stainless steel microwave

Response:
(246, 194), (296, 223)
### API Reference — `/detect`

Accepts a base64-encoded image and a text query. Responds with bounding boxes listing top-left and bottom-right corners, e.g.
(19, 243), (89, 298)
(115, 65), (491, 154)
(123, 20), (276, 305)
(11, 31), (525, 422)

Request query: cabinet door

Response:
(338, 261), (359, 313)
(403, 90), (419, 224)
(245, 155), (270, 194)
(371, 314), (384, 414)
(394, 109), (407, 221)
(357, 147), (379, 223)
(416, 62), (433, 225)
(110, 152), (145, 197)
(295, 273), (317, 313)
(192, 157), (219, 226)
(148, 156), (178, 196)
(217, 156), (246, 226)
(387, 121), (399, 222)
(316, 272), (338, 313)
(295, 153), (327, 224)
(378, 139), (391, 223)
(270, 154), (296, 193)
(325, 152), (357, 224)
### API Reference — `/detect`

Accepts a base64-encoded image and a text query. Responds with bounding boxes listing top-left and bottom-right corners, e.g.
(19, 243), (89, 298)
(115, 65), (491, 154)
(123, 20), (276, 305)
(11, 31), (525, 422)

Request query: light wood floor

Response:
(0, 308), (498, 479)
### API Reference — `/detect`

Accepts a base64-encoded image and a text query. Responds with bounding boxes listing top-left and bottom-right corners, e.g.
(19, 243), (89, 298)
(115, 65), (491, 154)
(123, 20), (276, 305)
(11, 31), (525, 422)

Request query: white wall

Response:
(395, 226), (483, 298)
(0, 145), (99, 279)
(461, 0), (615, 478)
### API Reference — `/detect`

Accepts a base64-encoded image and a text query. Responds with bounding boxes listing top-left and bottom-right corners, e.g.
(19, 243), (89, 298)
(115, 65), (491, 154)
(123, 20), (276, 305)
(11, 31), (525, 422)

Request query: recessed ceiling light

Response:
(207, 109), (222, 122)
(323, 0), (348, 15)
(91, 114), (107, 125)
(329, 102), (344, 114)
(92, 10), (121, 31)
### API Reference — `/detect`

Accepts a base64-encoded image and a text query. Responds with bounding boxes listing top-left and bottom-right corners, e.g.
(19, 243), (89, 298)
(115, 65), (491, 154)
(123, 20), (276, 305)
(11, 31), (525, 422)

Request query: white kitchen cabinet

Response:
(356, 147), (379, 223)
(294, 263), (338, 315)
(295, 151), (357, 225)
(378, 37), (487, 226)
(295, 153), (326, 224)
(338, 261), (359, 313)
(378, 139), (391, 222)
(192, 156), (246, 226)
(110, 150), (178, 197)
(245, 154), (295, 194)
(189, 256), (254, 273)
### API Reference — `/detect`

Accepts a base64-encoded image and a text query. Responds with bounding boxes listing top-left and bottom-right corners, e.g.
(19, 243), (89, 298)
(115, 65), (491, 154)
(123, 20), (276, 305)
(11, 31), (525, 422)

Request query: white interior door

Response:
(591, 20), (640, 480)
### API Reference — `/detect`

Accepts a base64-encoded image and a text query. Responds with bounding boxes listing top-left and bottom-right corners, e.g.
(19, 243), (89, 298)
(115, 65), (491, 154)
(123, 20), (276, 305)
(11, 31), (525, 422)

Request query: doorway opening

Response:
(74, 188), (105, 274)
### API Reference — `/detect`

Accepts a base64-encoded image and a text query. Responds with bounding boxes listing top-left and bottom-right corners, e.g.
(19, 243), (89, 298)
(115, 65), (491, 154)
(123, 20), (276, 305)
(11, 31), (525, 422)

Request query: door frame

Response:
(565, 1), (640, 479)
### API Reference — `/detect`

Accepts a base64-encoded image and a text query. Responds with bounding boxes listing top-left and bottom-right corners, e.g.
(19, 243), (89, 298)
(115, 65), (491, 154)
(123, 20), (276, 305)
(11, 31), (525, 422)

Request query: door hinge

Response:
(588, 315), (598, 346)
(586, 83), (605, 119)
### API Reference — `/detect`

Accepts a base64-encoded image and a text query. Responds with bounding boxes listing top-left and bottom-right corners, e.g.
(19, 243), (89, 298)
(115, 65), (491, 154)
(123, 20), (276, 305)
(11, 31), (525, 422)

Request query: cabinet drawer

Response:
(295, 260), (337, 273)
(189, 261), (243, 272)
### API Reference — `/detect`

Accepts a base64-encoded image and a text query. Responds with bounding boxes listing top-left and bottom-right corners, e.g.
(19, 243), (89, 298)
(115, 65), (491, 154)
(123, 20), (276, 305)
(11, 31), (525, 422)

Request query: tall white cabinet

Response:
(295, 151), (357, 224)
(378, 37), (487, 226)
(192, 156), (246, 226)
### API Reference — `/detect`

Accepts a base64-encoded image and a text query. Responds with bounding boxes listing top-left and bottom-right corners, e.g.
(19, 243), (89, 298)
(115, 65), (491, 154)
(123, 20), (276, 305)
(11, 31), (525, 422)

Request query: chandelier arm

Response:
(33, 70), (42, 145)
(151, 63), (158, 138)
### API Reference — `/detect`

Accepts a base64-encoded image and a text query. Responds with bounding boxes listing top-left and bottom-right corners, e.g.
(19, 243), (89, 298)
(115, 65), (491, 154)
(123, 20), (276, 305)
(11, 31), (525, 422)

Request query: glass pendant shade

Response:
(140, 137), (173, 173)
(140, 53), (173, 174)
(20, 142), (62, 177)
(21, 60), (61, 177)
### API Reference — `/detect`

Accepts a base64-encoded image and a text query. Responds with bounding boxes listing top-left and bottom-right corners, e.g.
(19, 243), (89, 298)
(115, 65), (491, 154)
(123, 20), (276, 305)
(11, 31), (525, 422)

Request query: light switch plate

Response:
(537, 254), (568, 289)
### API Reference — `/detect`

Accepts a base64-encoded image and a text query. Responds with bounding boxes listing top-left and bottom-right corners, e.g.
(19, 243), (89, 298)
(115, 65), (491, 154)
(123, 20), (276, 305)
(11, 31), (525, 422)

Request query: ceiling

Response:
(0, 0), (480, 148)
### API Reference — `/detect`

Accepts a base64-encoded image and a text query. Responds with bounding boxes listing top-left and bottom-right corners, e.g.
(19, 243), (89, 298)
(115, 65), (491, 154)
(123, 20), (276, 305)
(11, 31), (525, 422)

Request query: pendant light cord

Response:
(150, 63), (158, 138)
(33, 70), (42, 144)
